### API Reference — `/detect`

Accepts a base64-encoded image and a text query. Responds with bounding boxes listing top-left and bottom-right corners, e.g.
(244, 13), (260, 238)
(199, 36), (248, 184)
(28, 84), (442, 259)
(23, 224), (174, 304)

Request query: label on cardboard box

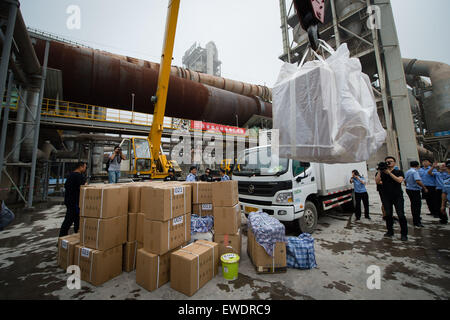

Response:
(81, 247), (91, 258)
(173, 216), (184, 226)
(61, 240), (68, 250)
(201, 204), (212, 210)
(174, 187), (184, 195)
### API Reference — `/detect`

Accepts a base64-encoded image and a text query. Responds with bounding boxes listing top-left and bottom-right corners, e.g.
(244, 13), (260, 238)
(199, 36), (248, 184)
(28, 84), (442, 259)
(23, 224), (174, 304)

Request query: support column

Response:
(375, 0), (419, 170)
(0, 71), (14, 184)
(0, 0), (18, 123)
(27, 40), (50, 208)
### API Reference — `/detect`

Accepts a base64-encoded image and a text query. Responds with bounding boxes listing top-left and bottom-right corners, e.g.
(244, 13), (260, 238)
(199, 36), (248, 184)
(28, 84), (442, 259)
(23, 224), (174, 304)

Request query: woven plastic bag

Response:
(0, 201), (15, 231)
(248, 211), (286, 256)
(273, 41), (386, 163)
(286, 234), (317, 270)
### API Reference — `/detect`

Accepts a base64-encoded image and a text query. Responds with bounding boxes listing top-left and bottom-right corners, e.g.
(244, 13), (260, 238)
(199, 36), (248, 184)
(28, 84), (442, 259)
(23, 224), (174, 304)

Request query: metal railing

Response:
(3, 97), (248, 135)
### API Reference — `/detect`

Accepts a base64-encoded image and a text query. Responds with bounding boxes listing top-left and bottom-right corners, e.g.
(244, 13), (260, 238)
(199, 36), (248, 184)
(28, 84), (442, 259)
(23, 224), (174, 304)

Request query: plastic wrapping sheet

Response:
(273, 42), (386, 163)
(248, 211), (286, 257)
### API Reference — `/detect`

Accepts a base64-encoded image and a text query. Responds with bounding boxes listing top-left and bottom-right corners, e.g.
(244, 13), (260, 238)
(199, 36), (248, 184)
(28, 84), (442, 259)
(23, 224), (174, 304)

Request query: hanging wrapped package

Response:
(273, 42), (386, 163)
(247, 211), (286, 257)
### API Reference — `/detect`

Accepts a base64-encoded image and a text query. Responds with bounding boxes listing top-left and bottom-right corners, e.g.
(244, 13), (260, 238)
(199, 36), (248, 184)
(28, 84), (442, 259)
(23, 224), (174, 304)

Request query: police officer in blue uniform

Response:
(405, 161), (428, 228)
(219, 168), (230, 181)
(439, 160), (450, 224)
(419, 159), (439, 218)
(186, 166), (198, 182)
(164, 168), (177, 181)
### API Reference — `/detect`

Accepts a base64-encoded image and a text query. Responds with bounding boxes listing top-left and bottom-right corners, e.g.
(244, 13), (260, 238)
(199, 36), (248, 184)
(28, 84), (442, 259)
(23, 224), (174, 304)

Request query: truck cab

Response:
(232, 146), (367, 233)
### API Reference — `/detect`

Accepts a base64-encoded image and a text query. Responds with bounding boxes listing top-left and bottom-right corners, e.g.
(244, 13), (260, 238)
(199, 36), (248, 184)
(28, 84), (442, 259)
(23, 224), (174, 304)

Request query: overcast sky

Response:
(20, 0), (450, 88)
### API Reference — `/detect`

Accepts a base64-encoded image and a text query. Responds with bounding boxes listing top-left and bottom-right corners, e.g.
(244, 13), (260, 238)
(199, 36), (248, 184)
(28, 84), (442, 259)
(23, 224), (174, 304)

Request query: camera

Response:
(377, 162), (388, 171)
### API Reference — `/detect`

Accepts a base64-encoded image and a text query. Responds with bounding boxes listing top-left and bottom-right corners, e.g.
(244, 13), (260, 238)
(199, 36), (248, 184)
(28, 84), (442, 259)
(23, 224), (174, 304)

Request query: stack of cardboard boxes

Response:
(124, 183), (145, 272)
(56, 179), (243, 293)
(212, 181), (242, 259)
(57, 233), (80, 271)
(75, 184), (129, 286)
(136, 183), (192, 291)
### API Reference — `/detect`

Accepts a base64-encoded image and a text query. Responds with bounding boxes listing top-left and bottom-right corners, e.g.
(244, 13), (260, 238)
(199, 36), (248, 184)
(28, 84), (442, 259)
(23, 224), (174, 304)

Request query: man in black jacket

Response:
(58, 162), (87, 237)
(375, 156), (408, 241)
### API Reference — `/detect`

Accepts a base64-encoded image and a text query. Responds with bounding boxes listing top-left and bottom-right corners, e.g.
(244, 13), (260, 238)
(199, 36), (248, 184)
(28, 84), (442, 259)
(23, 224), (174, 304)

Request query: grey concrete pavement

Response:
(0, 182), (448, 300)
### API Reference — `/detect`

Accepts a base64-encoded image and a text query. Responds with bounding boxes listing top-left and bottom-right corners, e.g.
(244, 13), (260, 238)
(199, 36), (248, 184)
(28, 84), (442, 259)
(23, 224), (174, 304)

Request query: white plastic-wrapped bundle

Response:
(273, 41), (386, 163)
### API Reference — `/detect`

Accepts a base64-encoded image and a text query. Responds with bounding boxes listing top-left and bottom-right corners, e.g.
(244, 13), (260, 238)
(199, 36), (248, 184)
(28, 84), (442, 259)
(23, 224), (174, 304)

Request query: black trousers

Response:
(59, 204), (80, 237)
(382, 194), (408, 236)
(436, 189), (448, 222)
(355, 192), (369, 219)
(423, 186), (439, 216)
(406, 189), (422, 225)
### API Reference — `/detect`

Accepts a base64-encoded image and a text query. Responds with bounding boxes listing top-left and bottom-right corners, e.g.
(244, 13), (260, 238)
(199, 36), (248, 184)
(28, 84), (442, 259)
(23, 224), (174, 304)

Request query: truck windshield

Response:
(234, 147), (289, 176)
(135, 139), (151, 158)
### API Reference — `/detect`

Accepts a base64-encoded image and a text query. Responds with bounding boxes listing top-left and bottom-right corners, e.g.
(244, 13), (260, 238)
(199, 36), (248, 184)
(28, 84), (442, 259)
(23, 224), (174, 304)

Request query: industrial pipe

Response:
(32, 39), (272, 126)
(403, 58), (450, 133)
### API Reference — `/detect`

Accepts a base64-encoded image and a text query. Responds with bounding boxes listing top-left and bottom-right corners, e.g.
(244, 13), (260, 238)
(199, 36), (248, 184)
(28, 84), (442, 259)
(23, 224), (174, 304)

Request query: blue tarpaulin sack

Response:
(0, 201), (15, 231)
(286, 233), (317, 269)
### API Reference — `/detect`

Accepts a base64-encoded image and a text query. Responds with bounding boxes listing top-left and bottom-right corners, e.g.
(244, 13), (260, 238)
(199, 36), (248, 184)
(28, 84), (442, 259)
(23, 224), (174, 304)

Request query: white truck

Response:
(232, 146), (367, 233)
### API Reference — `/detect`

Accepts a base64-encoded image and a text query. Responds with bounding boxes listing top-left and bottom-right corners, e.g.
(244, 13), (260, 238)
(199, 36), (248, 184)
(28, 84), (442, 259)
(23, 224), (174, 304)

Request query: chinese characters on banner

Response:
(191, 121), (247, 135)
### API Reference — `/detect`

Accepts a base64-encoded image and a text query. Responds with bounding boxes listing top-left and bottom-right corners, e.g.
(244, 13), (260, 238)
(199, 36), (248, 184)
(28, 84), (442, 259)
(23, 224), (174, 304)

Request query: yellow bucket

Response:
(221, 253), (240, 281)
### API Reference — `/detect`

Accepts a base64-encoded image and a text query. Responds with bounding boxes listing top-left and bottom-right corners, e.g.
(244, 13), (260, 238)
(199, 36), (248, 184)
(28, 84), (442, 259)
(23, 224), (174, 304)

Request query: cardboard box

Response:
(128, 184), (143, 213)
(80, 185), (128, 219)
(143, 214), (191, 255)
(58, 233), (80, 270)
(192, 203), (214, 217)
(127, 213), (137, 242)
(191, 182), (213, 204)
(170, 240), (219, 297)
(136, 213), (144, 243)
(141, 185), (191, 221)
(212, 180), (238, 207)
(136, 247), (180, 292)
(213, 203), (241, 235)
(247, 229), (286, 272)
(80, 215), (127, 251)
(214, 230), (241, 258)
(74, 244), (122, 286)
(123, 241), (143, 272)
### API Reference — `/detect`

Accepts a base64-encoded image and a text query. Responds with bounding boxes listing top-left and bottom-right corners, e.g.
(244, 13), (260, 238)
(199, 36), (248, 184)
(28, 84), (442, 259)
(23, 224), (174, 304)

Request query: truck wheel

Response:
(298, 201), (318, 234)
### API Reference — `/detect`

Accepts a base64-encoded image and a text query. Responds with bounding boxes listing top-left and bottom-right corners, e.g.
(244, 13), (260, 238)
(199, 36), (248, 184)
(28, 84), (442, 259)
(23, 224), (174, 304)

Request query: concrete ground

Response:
(0, 183), (449, 300)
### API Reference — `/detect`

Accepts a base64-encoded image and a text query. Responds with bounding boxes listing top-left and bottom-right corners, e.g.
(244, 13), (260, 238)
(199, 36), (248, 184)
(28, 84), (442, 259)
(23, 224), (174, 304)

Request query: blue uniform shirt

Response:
(352, 176), (367, 193)
(186, 173), (197, 182)
(443, 176), (450, 205)
(435, 171), (450, 190)
(405, 168), (422, 191)
(419, 166), (437, 187)
(221, 174), (230, 181)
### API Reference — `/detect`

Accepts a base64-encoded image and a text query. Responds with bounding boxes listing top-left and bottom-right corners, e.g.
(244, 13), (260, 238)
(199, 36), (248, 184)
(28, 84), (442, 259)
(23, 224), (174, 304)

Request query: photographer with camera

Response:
(375, 156), (408, 241)
(108, 145), (126, 184)
(350, 170), (370, 221)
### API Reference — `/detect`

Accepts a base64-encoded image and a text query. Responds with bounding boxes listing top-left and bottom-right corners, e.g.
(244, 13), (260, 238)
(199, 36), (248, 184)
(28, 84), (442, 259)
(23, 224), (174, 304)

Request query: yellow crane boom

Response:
(149, 0), (181, 176)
